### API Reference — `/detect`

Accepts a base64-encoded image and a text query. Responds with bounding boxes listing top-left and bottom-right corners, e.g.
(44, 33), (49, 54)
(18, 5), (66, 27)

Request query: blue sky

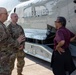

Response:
(0, 0), (21, 11)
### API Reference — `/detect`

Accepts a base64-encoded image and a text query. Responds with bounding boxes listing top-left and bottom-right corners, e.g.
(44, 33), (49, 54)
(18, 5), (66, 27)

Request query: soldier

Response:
(7, 13), (25, 75)
(0, 7), (25, 75)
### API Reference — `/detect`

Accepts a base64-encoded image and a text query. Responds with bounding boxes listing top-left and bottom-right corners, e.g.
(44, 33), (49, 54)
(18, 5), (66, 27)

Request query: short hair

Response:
(57, 16), (66, 27)
(0, 7), (6, 14)
(11, 13), (17, 17)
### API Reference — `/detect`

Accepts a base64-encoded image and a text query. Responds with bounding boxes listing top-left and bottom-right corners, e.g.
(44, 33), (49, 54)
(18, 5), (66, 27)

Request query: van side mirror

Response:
(14, 8), (16, 13)
(74, 0), (76, 3)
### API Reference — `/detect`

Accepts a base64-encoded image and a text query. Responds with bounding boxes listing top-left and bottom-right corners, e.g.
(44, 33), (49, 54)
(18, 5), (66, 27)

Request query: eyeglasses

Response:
(55, 21), (61, 23)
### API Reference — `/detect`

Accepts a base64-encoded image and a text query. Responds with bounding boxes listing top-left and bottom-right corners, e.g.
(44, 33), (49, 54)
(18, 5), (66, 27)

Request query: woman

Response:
(51, 16), (76, 75)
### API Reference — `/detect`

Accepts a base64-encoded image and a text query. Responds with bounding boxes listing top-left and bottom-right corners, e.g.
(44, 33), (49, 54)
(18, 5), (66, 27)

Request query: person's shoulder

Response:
(7, 23), (12, 28)
(57, 28), (65, 34)
(64, 27), (71, 32)
(16, 23), (19, 25)
(0, 23), (4, 31)
(8, 22), (12, 26)
(17, 24), (21, 27)
(59, 27), (66, 32)
(57, 28), (63, 32)
(17, 24), (23, 29)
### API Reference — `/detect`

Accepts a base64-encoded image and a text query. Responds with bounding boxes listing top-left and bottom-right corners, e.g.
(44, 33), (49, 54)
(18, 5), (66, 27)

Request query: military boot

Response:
(17, 73), (23, 75)
(17, 69), (23, 75)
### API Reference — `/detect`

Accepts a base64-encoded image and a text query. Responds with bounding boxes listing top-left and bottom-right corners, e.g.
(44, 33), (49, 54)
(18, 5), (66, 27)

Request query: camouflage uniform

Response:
(0, 21), (20, 75)
(7, 23), (25, 75)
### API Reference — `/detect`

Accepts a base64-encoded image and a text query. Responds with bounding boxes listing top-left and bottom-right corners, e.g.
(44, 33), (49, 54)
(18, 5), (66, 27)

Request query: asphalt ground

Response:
(12, 54), (76, 75)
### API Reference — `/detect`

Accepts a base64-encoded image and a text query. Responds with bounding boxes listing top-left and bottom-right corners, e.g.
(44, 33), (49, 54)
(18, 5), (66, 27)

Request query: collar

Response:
(59, 26), (65, 29)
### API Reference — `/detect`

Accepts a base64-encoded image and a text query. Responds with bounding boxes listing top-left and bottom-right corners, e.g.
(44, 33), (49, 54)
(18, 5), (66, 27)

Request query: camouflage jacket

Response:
(0, 21), (20, 62)
(7, 23), (25, 46)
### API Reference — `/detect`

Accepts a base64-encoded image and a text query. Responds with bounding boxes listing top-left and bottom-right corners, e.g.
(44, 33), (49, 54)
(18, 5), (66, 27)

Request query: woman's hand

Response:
(56, 46), (65, 54)
(56, 40), (65, 54)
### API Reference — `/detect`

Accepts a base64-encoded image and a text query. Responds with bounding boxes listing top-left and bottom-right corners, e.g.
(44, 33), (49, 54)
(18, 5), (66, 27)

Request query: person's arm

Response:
(56, 40), (65, 49)
(18, 26), (26, 50)
(7, 25), (25, 48)
(68, 30), (76, 42)
(55, 30), (65, 54)
(0, 25), (8, 45)
(7, 32), (25, 48)
(20, 26), (26, 40)
(70, 35), (76, 42)
(56, 40), (65, 54)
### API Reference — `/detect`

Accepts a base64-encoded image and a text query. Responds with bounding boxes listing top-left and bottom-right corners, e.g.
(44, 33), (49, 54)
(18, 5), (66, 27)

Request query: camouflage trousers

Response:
(0, 55), (11, 75)
(9, 50), (25, 75)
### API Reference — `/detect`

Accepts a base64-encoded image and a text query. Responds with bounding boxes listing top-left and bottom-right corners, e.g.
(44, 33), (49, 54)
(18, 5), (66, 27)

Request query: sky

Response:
(0, 0), (21, 11)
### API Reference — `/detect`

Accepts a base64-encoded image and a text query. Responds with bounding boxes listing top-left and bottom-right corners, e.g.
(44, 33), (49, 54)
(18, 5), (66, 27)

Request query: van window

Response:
(24, 7), (32, 17)
(35, 6), (49, 16)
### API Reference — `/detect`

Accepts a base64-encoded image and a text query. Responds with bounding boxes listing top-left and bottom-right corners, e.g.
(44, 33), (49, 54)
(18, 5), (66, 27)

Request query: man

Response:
(7, 13), (25, 75)
(0, 7), (25, 75)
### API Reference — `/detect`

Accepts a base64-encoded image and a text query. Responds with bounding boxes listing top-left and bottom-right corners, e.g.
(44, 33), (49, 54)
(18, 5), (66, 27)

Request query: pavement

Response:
(12, 54), (54, 75)
(12, 55), (76, 75)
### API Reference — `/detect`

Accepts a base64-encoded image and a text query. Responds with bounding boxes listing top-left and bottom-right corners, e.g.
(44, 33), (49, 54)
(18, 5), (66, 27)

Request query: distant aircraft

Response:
(7, 0), (76, 62)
